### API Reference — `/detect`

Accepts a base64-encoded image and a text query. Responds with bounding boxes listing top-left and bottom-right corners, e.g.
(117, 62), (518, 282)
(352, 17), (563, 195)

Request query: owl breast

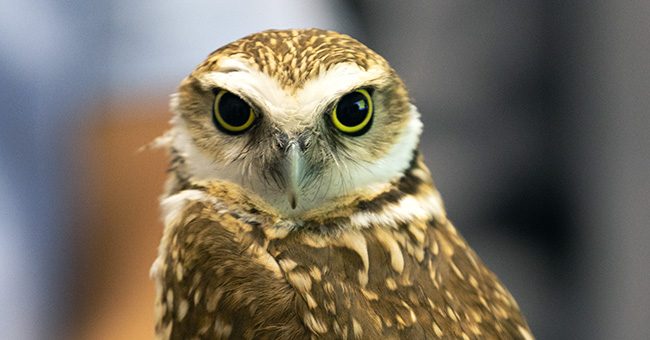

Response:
(152, 154), (533, 339)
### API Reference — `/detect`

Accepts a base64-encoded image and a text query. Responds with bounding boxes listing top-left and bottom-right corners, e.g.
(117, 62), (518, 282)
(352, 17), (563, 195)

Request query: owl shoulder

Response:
(152, 189), (309, 339)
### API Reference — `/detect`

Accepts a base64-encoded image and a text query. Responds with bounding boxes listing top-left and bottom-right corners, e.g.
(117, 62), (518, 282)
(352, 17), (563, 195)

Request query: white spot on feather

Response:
(177, 298), (188, 321)
(373, 228), (404, 273)
(149, 257), (163, 279)
(246, 243), (283, 278)
(351, 318), (363, 339)
(278, 258), (298, 272)
(214, 318), (232, 338)
(331, 231), (369, 287)
(304, 312), (328, 334)
(350, 191), (443, 229)
(518, 325), (534, 340)
(287, 271), (312, 293)
(160, 189), (208, 228)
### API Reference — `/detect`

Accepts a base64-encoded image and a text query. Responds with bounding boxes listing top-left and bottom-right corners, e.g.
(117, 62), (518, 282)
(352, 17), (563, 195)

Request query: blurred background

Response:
(1, 1), (648, 339)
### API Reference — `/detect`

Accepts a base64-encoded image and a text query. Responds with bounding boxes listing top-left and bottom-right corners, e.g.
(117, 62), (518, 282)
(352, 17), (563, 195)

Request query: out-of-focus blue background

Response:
(1, 1), (649, 339)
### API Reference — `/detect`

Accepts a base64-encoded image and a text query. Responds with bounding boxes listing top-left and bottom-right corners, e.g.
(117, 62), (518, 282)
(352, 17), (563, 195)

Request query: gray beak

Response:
(285, 141), (303, 209)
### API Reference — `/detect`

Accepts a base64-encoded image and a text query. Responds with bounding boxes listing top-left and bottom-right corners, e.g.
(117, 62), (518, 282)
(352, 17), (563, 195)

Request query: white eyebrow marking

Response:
(199, 59), (386, 132)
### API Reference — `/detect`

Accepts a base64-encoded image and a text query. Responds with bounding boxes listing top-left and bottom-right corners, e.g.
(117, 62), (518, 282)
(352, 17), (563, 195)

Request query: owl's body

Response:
(152, 29), (533, 339)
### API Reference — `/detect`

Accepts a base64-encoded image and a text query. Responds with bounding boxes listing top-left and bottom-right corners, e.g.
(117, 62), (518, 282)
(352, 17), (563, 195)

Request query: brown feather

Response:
(153, 153), (533, 339)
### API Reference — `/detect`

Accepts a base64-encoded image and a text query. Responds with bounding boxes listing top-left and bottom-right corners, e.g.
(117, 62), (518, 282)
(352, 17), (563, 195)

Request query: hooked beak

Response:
(285, 141), (303, 209)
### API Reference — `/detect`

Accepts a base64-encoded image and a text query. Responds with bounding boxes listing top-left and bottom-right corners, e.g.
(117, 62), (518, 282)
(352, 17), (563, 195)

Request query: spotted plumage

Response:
(152, 29), (533, 339)
(195, 29), (381, 89)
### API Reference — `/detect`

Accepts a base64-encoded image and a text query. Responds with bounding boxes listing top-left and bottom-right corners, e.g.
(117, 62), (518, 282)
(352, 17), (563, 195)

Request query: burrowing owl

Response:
(151, 28), (533, 339)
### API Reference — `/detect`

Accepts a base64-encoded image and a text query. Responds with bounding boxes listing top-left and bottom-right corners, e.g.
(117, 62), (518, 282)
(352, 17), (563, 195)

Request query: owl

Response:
(151, 29), (533, 339)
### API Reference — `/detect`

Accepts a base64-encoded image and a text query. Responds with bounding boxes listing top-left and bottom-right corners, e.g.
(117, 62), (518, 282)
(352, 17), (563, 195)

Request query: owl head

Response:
(168, 29), (423, 217)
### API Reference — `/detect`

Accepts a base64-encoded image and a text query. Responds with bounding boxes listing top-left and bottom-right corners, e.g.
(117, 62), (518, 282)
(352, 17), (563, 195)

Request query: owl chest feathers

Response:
(152, 156), (532, 339)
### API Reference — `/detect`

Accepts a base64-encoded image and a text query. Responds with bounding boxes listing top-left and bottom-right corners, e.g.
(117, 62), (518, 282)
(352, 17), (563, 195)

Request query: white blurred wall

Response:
(106, 0), (360, 103)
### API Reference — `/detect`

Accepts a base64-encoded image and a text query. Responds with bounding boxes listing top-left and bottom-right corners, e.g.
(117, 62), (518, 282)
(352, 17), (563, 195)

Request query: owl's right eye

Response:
(212, 89), (256, 135)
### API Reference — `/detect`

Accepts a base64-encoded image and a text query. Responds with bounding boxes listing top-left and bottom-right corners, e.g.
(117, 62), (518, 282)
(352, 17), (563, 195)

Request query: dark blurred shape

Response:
(346, 1), (650, 339)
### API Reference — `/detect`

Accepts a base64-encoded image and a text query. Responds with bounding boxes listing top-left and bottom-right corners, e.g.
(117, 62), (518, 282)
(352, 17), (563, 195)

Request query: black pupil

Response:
(336, 92), (369, 126)
(218, 92), (250, 126)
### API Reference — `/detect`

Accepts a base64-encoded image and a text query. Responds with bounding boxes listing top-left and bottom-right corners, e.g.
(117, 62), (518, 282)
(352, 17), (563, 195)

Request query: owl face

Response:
(170, 29), (422, 217)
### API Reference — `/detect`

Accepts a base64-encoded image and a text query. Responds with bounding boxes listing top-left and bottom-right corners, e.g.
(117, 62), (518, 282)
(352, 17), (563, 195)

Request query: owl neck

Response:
(166, 150), (447, 234)
(295, 150), (447, 233)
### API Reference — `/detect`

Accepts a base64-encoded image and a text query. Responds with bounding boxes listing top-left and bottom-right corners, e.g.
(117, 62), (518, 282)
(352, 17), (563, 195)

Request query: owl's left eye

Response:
(212, 89), (256, 134)
(330, 89), (373, 136)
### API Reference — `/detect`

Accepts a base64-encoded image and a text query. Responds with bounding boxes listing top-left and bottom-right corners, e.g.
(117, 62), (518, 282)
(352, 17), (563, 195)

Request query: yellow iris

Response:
(213, 90), (255, 133)
(331, 89), (373, 134)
